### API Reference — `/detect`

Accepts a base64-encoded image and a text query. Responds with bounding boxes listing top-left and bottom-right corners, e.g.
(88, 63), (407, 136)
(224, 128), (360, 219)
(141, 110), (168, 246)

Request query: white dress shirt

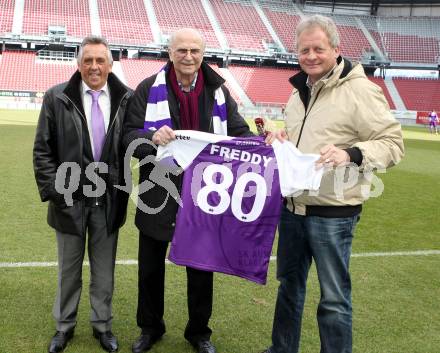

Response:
(81, 81), (111, 157)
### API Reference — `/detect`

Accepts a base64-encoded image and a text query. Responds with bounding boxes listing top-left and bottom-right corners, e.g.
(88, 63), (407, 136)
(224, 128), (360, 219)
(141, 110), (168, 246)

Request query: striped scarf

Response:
(143, 64), (228, 135)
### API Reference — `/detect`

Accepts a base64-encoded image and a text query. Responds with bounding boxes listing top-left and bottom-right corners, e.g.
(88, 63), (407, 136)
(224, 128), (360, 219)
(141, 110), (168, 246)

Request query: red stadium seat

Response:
(97, 0), (154, 45)
(1, 2), (439, 112)
(368, 77), (396, 110)
(120, 58), (167, 89)
(338, 25), (372, 60)
(262, 7), (300, 53)
(0, 0), (14, 35)
(210, 0), (272, 52)
(393, 78), (440, 111)
(152, 0), (220, 49)
(383, 33), (438, 63)
(22, 0), (91, 38)
(119, 59), (242, 103)
(228, 65), (297, 105)
(369, 17), (439, 64)
(209, 64), (241, 103)
(0, 51), (77, 92)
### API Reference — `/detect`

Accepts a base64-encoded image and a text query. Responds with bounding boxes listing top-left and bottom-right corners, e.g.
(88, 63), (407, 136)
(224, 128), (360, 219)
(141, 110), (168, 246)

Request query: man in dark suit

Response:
(33, 35), (132, 353)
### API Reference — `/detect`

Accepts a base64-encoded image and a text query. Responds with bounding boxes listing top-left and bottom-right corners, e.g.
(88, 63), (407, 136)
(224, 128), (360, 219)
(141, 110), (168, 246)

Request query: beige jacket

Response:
(284, 58), (404, 214)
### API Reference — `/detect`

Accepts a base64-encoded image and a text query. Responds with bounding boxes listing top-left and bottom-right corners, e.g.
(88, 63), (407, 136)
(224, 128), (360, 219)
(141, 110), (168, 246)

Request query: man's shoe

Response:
(132, 333), (163, 353)
(193, 340), (217, 353)
(93, 328), (119, 352)
(48, 329), (74, 353)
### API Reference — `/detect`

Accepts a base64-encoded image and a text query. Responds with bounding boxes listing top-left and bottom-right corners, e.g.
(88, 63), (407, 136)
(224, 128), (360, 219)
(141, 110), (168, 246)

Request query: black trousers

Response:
(137, 232), (213, 343)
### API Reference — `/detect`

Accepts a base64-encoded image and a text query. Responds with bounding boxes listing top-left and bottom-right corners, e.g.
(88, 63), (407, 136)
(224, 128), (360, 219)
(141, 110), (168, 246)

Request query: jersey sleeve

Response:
(272, 140), (324, 196)
(156, 130), (233, 169)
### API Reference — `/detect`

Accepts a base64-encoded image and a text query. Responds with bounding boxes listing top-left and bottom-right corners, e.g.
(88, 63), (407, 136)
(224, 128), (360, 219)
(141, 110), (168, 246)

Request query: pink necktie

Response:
(88, 90), (106, 161)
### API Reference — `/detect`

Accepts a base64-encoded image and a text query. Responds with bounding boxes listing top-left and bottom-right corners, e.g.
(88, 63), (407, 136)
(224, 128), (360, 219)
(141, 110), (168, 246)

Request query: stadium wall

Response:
(302, 3), (440, 16)
(377, 5), (440, 17)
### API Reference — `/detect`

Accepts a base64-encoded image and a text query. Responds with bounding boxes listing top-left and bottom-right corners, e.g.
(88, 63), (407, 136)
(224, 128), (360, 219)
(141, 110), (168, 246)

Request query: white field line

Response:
(1, 250), (440, 268)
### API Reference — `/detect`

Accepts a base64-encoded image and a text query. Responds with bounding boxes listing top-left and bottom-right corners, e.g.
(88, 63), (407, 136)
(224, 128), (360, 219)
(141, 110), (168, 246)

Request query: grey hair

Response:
(77, 35), (113, 64)
(296, 15), (340, 49)
(169, 28), (206, 52)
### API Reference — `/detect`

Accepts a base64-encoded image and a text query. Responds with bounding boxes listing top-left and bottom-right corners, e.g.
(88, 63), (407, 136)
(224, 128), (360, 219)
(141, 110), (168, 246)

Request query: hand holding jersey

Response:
(264, 128), (288, 145)
(156, 130), (324, 284)
(316, 144), (351, 168)
(267, 129), (350, 168)
(152, 125), (176, 146)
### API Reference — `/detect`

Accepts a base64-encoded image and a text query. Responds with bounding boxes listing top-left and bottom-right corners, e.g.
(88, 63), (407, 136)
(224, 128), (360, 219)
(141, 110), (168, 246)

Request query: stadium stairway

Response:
(384, 77), (406, 111)
(11, 0), (24, 35)
(210, 0), (272, 52)
(292, 2), (305, 18)
(88, 0), (101, 35)
(144, 0), (161, 43)
(252, 0), (286, 53)
(218, 67), (254, 107)
(111, 61), (128, 86)
(200, 0), (228, 50)
(354, 17), (386, 61)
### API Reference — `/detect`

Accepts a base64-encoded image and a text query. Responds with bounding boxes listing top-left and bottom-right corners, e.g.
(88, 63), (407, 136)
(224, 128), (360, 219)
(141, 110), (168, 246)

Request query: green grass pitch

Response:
(0, 109), (439, 353)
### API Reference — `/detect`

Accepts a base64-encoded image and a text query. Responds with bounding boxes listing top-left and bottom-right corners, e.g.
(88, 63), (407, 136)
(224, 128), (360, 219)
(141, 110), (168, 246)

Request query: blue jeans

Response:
(269, 206), (359, 353)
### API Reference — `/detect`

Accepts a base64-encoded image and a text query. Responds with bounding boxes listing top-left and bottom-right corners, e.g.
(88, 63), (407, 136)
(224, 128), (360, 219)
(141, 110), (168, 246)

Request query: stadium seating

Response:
(119, 58), (242, 103)
(1, 51), (437, 112)
(0, 0), (14, 35)
(393, 78), (440, 111)
(337, 25), (372, 60)
(22, 0), (91, 38)
(97, 0), (154, 45)
(321, 14), (373, 60)
(228, 65), (296, 104)
(120, 58), (167, 89)
(5, 0), (440, 65)
(210, 0), (272, 52)
(152, 0), (220, 49)
(260, 8), (376, 60)
(0, 51), (76, 92)
(360, 16), (387, 55)
(375, 17), (439, 64)
(368, 77), (396, 110)
(1, 1), (439, 112)
(261, 2), (300, 53)
(382, 34), (438, 63)
(208, 64), (241, 103)
(369, 30), (386, 56)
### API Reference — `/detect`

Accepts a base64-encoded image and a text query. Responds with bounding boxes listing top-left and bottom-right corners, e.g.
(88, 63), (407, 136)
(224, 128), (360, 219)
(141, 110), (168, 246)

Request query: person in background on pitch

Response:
(33, 36), (132, 353)
(428, 109), (439, 134)
(123, 28), (253, 353)
(262, 15), (404, 353)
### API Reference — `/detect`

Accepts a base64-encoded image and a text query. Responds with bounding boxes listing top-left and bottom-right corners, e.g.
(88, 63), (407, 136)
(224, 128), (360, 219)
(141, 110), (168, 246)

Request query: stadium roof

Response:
(302, 0), (440, 5)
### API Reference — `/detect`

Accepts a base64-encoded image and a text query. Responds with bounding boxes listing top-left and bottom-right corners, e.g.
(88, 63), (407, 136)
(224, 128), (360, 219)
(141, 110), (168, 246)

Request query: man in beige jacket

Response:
(262, 15), (404, 353)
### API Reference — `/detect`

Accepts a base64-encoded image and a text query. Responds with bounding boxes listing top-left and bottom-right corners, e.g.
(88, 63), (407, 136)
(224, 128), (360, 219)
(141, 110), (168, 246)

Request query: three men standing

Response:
(33, 36), (132, 353)
(33, 17), (404, 353)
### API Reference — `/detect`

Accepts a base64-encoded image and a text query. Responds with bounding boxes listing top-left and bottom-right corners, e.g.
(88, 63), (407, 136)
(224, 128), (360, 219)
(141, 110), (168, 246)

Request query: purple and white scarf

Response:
(143, 65), (228, 135)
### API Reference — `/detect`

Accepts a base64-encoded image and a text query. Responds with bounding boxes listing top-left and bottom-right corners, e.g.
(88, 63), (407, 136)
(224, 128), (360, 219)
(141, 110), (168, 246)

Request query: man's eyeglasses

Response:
(174, 48), (202, 57)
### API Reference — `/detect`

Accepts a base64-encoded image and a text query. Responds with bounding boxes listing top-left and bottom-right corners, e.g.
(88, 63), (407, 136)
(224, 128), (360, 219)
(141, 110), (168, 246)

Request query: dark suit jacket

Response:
(33, 71), (133, 236)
